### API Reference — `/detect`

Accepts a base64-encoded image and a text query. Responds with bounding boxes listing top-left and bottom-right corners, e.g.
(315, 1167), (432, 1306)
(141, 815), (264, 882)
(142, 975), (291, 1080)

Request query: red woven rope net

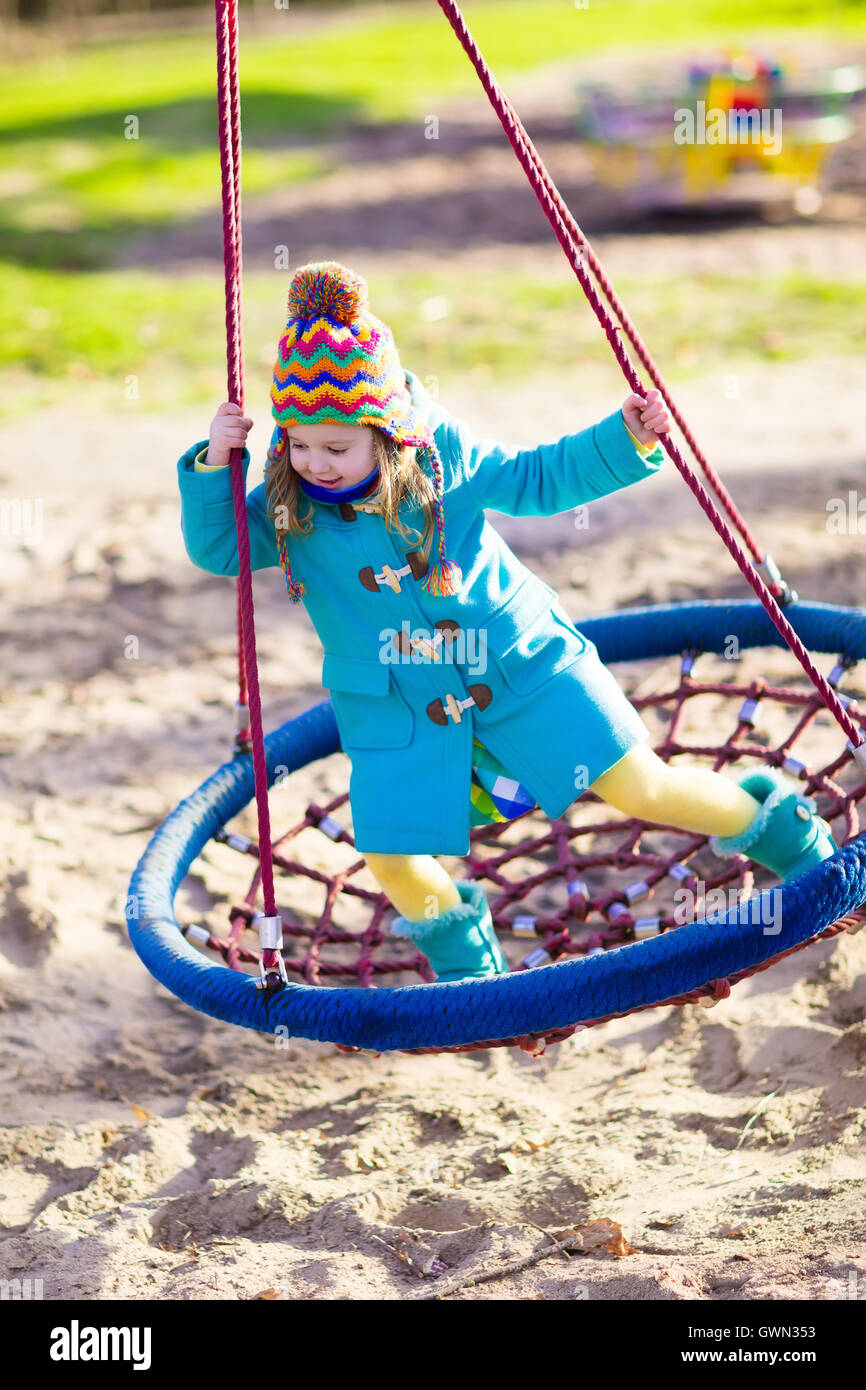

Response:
(179, 640), (866, 1055)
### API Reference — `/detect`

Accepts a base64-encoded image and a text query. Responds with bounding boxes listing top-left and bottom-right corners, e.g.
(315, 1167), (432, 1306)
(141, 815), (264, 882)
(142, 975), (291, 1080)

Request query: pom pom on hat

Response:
(287, 262), (368, 325)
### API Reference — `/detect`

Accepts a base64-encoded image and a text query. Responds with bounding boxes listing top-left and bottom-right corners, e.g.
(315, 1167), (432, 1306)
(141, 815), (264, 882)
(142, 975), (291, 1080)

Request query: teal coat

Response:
(177, 370), (664, 855)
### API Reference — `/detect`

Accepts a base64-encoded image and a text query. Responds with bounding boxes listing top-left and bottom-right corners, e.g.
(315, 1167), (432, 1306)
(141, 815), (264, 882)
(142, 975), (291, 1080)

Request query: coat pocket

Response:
(482, 586), (588, 695)
(321, 651), (415, 750)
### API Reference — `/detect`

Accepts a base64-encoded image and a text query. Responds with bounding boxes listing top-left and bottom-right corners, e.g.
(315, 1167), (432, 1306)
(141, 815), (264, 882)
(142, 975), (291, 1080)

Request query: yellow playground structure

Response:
(576, 51), (865, 213)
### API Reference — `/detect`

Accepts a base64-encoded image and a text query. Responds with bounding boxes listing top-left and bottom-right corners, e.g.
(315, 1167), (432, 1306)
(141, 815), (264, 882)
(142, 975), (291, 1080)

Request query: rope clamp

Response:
(633, 916), (661, 939)
(757, 554), (798, 606)
(849, 740), (866, 776)
(226, 832), (252, 852)
(318, 814), (345, 840)
(829, 654), (859, 687)
(668, 862), (695, 884)
(521, 946), (552, 970)
(781, 756), (806, 778)
(512, 915), (538, 939)
(624, 879), (650, 904)
(254, 912), (284, 950)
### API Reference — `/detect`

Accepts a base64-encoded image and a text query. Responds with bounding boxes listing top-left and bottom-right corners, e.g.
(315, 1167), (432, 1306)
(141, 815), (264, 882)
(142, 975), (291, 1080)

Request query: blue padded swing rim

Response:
(126, 600), (866, 1052)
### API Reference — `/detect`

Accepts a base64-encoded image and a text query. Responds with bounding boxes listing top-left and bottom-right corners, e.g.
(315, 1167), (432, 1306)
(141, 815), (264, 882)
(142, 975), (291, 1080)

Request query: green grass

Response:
(0, 144), (330, 270)
(3, 1), (865, 134)
(3, 262), (863, 417)
(1, 0), (863, 406)
(2, 0), (864, 271)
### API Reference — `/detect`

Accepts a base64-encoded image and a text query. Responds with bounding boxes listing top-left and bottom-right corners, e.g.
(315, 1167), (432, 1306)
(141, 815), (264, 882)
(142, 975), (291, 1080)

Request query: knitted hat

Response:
(270, 261), (462, 604)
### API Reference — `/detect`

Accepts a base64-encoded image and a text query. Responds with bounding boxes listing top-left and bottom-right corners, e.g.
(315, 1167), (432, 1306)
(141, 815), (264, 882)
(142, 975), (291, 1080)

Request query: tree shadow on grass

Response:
(0, 96), (785, 271)
(0, 87), (355, 270)
(0, 88), (361, 147)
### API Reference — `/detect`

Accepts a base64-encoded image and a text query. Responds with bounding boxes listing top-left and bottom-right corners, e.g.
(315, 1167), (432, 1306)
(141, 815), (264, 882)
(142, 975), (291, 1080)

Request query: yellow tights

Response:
(365, 743), (761, 923)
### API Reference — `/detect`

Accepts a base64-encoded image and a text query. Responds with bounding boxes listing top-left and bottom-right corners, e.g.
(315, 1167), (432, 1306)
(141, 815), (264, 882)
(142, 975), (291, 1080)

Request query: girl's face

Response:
(287, 422), (375, 490)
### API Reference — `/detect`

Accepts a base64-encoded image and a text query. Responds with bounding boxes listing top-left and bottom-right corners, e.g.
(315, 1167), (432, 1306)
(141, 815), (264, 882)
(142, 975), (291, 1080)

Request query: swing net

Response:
(175, 601), (866, 1057)
(126, 0), (866, 1056)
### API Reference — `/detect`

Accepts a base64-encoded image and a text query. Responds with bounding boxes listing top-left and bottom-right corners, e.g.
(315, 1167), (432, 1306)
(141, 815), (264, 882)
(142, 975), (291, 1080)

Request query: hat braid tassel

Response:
(420, 440), (463, 596)
(277, 530), (306, 603)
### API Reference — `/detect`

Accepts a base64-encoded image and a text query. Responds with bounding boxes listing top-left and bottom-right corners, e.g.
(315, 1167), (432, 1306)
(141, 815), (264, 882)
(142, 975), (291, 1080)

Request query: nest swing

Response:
(126, 0), (866, 1056)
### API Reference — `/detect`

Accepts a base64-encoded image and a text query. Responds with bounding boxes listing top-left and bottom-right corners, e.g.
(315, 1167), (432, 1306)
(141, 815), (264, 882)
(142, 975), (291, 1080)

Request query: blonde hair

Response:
(265, 426), (439, 560)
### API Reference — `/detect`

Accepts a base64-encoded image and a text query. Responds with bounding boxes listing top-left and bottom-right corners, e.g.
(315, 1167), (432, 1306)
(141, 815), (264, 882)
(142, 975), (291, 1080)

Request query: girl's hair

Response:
(265, 426), (439, 560)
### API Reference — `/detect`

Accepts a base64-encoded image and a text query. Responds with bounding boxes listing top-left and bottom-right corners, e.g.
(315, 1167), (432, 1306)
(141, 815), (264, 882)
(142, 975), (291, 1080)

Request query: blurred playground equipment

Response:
(575, 51), (866, 213)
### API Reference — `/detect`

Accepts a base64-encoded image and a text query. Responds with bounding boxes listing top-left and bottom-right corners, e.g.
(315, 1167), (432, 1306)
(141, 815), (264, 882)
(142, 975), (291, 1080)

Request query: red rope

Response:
(215, 0), (279, 942)
(435, 0), (862, 752)
(224, 0), (249, 749)
(469, 76), (766, 571)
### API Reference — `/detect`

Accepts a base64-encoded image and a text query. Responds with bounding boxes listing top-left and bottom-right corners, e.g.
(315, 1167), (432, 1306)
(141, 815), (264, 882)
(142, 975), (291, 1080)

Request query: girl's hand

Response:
(208, 401), (254, 468)
(622, 389), (672, 447)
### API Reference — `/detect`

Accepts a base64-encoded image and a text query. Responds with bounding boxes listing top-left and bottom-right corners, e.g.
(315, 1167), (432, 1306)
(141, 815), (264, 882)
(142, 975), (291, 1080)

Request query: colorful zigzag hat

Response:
(270, 261), (462, 603)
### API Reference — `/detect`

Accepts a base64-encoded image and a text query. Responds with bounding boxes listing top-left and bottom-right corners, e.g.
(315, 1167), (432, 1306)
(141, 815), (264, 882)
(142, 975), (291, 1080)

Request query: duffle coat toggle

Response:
(426, 684), (493, 727)
(358, 549), (430, 593)
(394, 619), (461, 663)
(339, 500), (393, 521)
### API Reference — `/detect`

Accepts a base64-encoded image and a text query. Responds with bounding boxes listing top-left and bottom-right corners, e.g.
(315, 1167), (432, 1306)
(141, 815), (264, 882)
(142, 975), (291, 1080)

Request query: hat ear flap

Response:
(269, 423), (288, 459)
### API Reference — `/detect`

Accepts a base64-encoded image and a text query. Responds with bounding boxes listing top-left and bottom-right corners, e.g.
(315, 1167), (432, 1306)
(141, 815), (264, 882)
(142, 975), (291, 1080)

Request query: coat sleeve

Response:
(450, 409), (665, 517)
(177, 440), (282, 576)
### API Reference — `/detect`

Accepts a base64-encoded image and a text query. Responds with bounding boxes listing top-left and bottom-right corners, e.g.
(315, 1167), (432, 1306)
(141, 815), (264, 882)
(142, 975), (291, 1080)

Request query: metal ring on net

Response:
(126, 600), (866, 1056)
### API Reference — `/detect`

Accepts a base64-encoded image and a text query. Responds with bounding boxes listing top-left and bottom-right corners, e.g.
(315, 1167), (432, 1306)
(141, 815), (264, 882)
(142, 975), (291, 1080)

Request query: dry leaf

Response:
(344, 1145), (387, 1172)
(395, 1234), (446, 1278)
(129, 1103), (153, 1124)
(254, 1287), (286, 1300)
(556, 1217), (637, 1256)
(373, 1232), (446, 1279)
(511, 1135), (550, 1154)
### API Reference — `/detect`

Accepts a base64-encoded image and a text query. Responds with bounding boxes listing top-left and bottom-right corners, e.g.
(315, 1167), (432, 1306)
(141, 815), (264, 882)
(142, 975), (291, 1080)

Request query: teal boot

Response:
(709, 768), (838, 880)
(390, 879), (508, 982)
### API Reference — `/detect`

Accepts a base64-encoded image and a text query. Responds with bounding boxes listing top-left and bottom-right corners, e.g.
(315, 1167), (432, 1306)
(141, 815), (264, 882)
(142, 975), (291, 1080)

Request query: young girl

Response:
(178, 261), (836, 983)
